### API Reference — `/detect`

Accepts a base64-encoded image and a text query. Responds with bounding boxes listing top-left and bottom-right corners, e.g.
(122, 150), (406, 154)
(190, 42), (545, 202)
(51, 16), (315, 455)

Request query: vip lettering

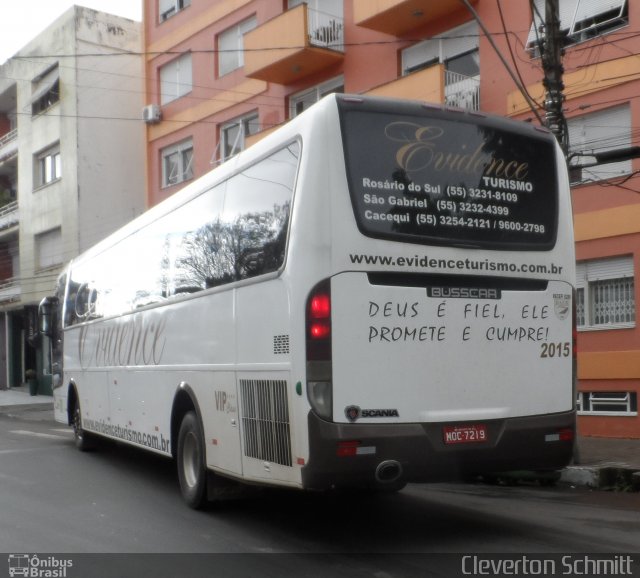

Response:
(215, 391), (227, 411)
(214, 390), (237, 414)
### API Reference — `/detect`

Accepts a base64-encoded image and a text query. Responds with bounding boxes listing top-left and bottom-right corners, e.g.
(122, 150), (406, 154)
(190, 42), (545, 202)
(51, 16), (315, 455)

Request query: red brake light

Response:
(310, 294), (330, 319)
(310, 322), (331, 340)
(306, 281), (332, 360)
(309, 291), (331, 340)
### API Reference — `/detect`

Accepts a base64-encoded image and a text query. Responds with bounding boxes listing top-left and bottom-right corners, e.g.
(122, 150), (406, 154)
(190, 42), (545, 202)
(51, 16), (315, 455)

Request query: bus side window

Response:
(222, 142), (299, 281)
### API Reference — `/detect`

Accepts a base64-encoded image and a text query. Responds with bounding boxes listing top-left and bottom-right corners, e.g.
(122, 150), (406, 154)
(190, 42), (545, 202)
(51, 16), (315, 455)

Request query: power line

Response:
(459, 0), (545, 126)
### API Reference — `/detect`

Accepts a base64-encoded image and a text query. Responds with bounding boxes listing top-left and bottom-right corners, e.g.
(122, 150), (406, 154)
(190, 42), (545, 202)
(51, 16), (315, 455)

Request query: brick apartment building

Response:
(143, 0), (638, 438)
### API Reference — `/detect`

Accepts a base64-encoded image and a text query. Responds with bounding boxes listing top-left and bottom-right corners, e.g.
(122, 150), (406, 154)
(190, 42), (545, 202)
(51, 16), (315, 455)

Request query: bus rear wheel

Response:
(177, 411), (208, 509)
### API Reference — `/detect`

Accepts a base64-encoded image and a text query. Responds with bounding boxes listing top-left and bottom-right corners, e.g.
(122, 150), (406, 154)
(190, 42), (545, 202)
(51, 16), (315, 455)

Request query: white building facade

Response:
(0, 7), (145, 393)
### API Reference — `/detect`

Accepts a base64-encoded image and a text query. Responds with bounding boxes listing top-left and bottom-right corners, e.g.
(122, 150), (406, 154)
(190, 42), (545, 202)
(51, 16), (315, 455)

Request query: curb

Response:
(0, 403), (54, 422)
(0, 402), (53, 412)
(561, 465), (640, 491)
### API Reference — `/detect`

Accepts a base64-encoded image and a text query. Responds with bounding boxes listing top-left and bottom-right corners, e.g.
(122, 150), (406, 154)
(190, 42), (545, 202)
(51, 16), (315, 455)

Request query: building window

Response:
(401, 21), (479, 76)
(161, 139), (193, 188)
(577, 392), (638, 416)
(576, 256), (635, 330)
(34, 144), (61, 188)
(290, 76), (344, 118)
(159, 0), (190, 22)
(568, 104), (632, 185)
(527, 0), (628, 55)
(401, 21), (479, 110)
(32, 65), (60, 115)
(160, 53), (192, 105)
(220, 112), (259, 160)
(35, 228), (63, 270)
(217, 17), (257, 77)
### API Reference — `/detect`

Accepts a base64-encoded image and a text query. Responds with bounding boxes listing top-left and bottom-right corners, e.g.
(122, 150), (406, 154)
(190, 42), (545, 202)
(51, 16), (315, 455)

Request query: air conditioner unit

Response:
(142, 104), (161, 124)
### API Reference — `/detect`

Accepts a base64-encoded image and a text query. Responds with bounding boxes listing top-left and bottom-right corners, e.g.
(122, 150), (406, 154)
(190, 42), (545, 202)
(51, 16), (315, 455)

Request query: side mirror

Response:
(39, 296), (58, 337)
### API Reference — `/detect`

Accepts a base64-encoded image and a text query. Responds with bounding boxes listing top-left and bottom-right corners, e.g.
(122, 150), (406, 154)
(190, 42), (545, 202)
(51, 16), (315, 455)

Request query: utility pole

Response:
(541, 0), (568, 154)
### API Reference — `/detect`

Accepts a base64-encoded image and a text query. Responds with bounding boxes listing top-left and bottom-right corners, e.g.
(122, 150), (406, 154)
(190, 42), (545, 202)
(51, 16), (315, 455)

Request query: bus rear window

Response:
(339, 104), (558, 250)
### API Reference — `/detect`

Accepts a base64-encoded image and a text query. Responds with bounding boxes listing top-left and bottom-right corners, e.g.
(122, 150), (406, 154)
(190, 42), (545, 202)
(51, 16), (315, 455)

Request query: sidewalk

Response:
(0, 385), (52, 407)
(0, 386), (54, 421)
(0, 386), (638, 489)
(563, 436), (640, 491)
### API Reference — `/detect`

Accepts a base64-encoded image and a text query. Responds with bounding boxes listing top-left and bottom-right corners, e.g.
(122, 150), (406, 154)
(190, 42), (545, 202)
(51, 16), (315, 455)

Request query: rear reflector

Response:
(336, 441), (376, 457)
(545, 428), (574, 443)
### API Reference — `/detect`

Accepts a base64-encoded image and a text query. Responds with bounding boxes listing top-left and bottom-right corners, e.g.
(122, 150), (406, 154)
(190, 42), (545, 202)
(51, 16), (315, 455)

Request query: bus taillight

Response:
(309, 292), (331, 339)
(306, 281), (332, 420)
(306, 282), (332, 357)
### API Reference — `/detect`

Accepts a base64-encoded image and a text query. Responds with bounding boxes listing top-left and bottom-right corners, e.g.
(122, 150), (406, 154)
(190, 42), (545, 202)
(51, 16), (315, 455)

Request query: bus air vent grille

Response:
(239, 379), (292, 467)
(273, 334), (290, 355)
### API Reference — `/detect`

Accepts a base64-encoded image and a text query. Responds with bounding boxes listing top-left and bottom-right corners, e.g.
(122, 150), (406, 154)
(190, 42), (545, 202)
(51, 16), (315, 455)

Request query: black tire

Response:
(177, 411), (208, 509)
(72, 396), (95, 452)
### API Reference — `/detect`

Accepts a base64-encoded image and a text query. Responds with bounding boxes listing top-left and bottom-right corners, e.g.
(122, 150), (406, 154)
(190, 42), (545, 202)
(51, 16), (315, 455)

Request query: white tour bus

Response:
(40, 94), (576, 508)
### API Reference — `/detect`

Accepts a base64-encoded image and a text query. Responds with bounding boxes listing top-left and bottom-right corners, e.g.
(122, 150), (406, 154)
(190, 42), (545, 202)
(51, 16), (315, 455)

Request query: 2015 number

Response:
(540, 342), (571, 358)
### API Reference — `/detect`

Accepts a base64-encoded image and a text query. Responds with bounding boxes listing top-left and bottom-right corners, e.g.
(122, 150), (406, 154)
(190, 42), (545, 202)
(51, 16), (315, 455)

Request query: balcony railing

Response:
(0, 277), (20, 303)
(0, 128), (17, 148)
(0, 128), (17, 162)
(308, 8), (344, 51)
(444, 71), (480, 111)
(0, 201), (18, 231)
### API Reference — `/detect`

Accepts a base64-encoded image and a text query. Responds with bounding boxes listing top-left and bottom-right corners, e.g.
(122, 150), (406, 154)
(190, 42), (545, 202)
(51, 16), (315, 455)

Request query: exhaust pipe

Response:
(375, 460), (403, 484)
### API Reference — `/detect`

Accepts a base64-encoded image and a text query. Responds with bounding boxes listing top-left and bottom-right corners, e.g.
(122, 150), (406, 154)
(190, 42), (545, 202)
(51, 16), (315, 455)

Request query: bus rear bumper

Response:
(301, 410), (575, 490)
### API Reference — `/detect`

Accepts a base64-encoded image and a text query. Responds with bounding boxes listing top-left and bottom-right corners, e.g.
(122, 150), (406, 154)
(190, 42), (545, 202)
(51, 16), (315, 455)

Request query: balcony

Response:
(366, 65), (480, 112)
(444, 71), (480, 111)
(354, 0), (476, 36)
(0, 201), (18, 232)
(244, 4), (344, 85)
(0, 277), (20, 304)
(0, 128), (17, 163)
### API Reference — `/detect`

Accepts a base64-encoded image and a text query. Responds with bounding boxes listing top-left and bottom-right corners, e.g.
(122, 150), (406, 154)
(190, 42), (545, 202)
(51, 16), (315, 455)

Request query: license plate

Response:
(443, 424), (488, 445)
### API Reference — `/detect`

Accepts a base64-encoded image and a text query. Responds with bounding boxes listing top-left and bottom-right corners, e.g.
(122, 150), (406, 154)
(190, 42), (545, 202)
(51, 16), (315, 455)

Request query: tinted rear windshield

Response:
(339, 100), (559, 250)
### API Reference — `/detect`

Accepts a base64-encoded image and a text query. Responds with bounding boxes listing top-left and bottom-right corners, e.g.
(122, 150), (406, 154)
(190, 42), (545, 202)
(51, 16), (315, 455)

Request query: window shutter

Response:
(36, 228), (63, 269)
(568, 104), (631, 182)
(575, 262), (586, 288)
(402, 21), (478, 75)
(571, 0), (626, 34)
(527, 0), (578, 49)
(402, 40), (440, 75)
(581, 255), (634, 281)
(441, 21), (478, 61)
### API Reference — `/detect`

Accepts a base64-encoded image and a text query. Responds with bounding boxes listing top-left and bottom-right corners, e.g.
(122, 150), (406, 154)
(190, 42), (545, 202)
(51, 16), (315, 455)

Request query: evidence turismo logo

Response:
(8, 554), (73, 578)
